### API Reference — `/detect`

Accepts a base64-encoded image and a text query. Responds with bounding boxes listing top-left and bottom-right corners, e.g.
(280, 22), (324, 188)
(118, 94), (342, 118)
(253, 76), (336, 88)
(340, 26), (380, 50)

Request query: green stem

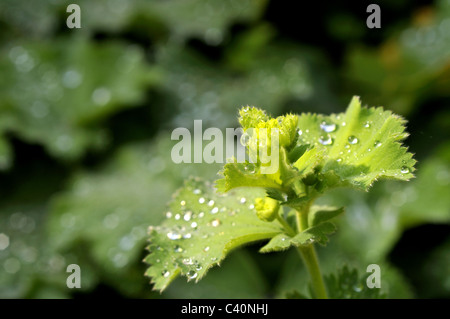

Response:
(295, 205), (328, 299)
(275, 214), (296, 237)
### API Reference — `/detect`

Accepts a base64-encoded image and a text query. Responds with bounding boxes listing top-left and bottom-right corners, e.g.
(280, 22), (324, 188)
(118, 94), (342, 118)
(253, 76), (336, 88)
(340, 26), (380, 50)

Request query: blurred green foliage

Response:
(0, 0), (448, 298)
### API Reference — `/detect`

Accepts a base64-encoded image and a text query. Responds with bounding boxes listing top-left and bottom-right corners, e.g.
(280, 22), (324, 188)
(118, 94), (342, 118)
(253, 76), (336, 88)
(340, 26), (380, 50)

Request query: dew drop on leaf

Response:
(167, 231), (182, 240)
(190, 222), (198, 229)
(210, 207), (219, 214)
(182, 258), (193, 265)
(198, 197), (205, 204)
(174, 245), (183, 253)
(183, 211), (192, 221)
(180, 200), (186, 206)
(211, 219), (221, 227)
(174, 214), (181, 220)
(240, 197), (247, 204)
(401, 166), (410, 174)
(187, 270), (198, 280)
(165, 212), (172, 219)
(162, 270), (170, 278)
(320, 121), (337, 133)
(203, 246), (210, 252)
(319, 134), (333, 145)
(198, 212), (205, 218)
(193, 189), (201, 195)
(183, 233), (192, 239)
(348, 136), (358, 144)
(364, 121), (371, 128)
(207, 200), (215, 207)
(374, 141), (382, 148)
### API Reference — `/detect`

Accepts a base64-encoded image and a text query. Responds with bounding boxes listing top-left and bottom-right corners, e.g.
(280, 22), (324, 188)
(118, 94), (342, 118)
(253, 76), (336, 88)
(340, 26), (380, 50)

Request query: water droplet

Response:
(119, 236), (135, 251)
(62, 69), (83, 89)
(183, 211), (192, 221)
(281, 237), (286, 241)
(180, 200), (186, 206)
(31, 101), (49, 119)
(92, 87), (111, 106)
(165, 212), (172, 219)
(401, 166), (410, 174)
(320, 121), (336, 133)
(174, 245), (183, 253)
(348, 136), (358, 144)
(211, 257), (218, 262)
(211, 219), (221, 227)
(198, 212), (205, 218)
(187, 270), (198, 280)
(210, 207), (219, 214)
(367, 148), (371, 152)
(342, 122), (346, 126)
(195, 262), (203, 271)
(4, 257), (21, 274)
(248, 204), (255, 209)
(319, 134), (333, 145)
(167, 231), (182, 240)
(364, 121), (371, 128)
(204, 246), (210, 252)
(0, 233), (10, 250)
(162, 270), (170, 278)
(183, 233), (192, 239)
(198, 197), (206, 204)
(336, 158), (342, 162)
(55, 135), (74, 153)
(207, 200), (215, 207)
(353, 284), (363, 292)
(190, 222), (198, 229)
(183, 258), (193, 265)
(298, 130), (303, 136)
(193, 189), (201, 195)
(240, 198), (246, 204)
(175, 214), (181, 220)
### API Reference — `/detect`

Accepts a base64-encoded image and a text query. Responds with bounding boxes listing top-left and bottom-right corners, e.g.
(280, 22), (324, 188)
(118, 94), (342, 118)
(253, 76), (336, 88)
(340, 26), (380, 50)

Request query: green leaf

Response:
(144, 178), (283, 291)
(296, 96), (416, 191)
(215, 160), (283, 193)
(260, 221), (337, 253)
(259, 234), (292, 253)
(292, 147), (325, 176)
(47, 135), (220, 296)
(291, 222), (337, 246)
(308, 206), (344, 227)
(325, 266), (386, 299)
(0, 36), (157, 163)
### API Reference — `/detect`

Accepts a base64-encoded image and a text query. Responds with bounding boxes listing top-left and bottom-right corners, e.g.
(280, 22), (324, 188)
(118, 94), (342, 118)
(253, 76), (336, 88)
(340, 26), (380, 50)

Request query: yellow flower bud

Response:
(255, 197), (280, 222)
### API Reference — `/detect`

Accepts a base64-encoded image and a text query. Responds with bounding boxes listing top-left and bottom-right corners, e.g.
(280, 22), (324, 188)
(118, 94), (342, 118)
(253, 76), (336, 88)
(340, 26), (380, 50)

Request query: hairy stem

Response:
(295, 205), (328, 299)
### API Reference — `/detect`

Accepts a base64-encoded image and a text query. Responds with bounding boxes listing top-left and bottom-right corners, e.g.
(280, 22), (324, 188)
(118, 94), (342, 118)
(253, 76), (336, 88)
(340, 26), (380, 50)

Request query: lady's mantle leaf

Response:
(325, 266), (386, 299)
(260, 216), (339, 253)
(144, 178), (283, 291)
(296, 96), (416, 191)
